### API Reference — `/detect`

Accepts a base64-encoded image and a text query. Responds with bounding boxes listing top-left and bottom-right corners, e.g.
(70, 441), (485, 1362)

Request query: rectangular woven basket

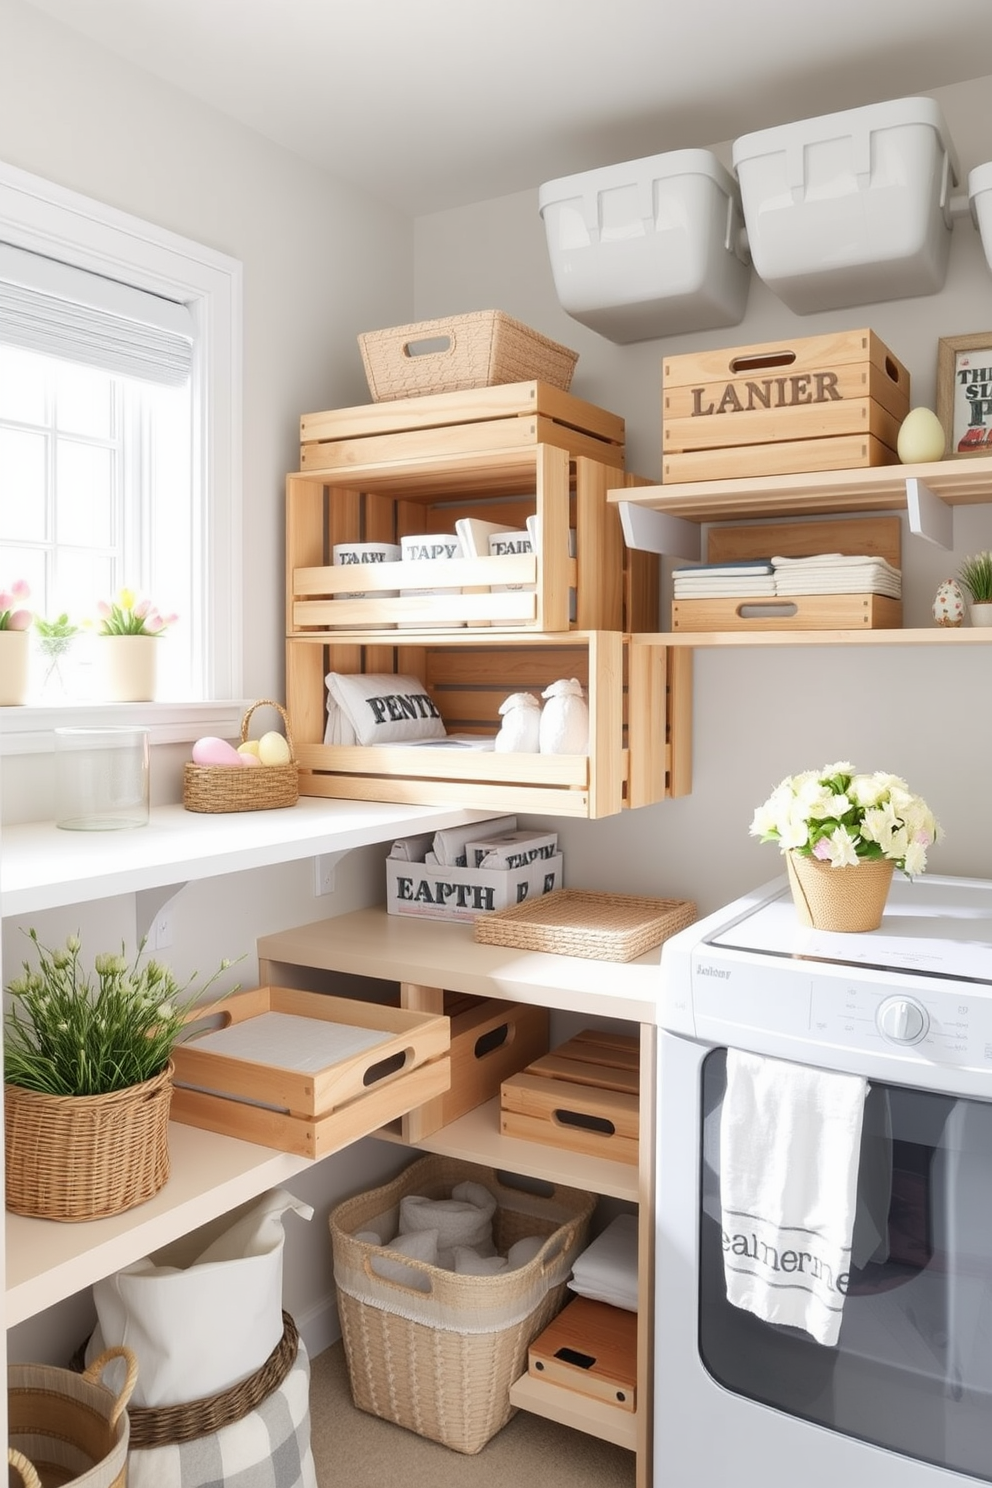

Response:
(329, 1154), (595, 1454)
(358, 310), (579, 401)
(183, 700), (298, 814)
(473, 888), (698, 962)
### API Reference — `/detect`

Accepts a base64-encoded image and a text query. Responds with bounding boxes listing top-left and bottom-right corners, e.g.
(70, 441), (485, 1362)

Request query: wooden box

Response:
(287, 446), (657, 638)
(286, 629), (680, 819)
(528, 1296), (637, 1411)
(500, 1029), (640, 1165)
(170, 985), (450, 1159)
(662, 328), (910, 483)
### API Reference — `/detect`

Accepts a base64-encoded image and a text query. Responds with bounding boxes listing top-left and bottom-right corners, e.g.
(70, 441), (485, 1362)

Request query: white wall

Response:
(414, 73), (992, 909)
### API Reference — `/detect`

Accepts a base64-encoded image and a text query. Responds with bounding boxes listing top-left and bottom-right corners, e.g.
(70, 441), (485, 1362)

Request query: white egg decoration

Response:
(257, 729), (292, 766)
(192, 736), (245, 767)
(897, 406), (946, 465)
(932, 578), (965, 627)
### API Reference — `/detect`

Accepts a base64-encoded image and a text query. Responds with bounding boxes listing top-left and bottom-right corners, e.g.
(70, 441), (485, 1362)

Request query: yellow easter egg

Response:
(237, 740), (261, 757)
(257, 730), (291, 766)
(897, 406), (946, 464)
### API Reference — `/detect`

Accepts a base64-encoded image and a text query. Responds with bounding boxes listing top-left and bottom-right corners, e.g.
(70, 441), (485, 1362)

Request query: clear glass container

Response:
(54, 726), (150, 830)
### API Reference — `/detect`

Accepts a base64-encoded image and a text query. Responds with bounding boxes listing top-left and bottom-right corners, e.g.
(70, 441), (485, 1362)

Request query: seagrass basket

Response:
(329, 1154), (595, 1454)
(4, 1062), (173, 1222)
(183, 700), (299, 814)
(358, 310), (579, 401)
(786, 851), (895, 932)
(473, 888), (698, 961)
(8, 1346), (136, 1488)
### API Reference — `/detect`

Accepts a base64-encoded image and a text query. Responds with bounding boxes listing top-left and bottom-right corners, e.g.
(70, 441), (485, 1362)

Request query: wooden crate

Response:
(300, 381), (624, 472)
(287, 450), (657, 637)
(528, 1296), (637, 1411)
(662, 328), (910, 482)
(286, 629), (681, 819)
(170, 985), (450, 1159)
(500, 1029), (640, 1165)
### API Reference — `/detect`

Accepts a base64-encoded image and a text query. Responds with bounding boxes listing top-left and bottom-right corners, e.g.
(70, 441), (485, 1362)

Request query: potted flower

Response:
(750, 762), (941, 932)
(94, 587), (178, 702)
(958, 550), (992, 627)
(4, 929), (235, 1222)
(35, 610), (79, 700)
(0, 579), (33, 706)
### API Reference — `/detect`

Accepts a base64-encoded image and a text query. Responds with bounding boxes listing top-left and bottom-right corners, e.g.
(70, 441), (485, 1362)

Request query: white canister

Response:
(400, 533), (464, 626)
(332, 541), (401, 598)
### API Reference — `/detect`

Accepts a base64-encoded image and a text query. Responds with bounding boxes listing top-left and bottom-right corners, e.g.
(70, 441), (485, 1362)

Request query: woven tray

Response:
(358, 310), (578, 401)
(183, 700), (299, 814)
(473, 889), (697, 962)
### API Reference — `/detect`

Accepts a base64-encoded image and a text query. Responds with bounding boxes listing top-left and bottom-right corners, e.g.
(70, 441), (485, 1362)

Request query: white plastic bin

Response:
(732, 97), (960, 314)
(538, 149), (750, 344)
(969, 161), (992, 273)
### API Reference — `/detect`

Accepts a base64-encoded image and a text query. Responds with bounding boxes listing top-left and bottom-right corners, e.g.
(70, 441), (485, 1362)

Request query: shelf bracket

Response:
(135, 883), (186, 945)
(617, 501), (702, 560)
(906, 477), (954, 550)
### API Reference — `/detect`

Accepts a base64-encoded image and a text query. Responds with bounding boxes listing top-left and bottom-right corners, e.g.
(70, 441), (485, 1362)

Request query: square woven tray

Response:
(472, 889), (697, 962)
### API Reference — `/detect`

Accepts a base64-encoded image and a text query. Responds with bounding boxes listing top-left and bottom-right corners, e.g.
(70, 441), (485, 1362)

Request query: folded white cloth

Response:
(720, 1049), (868, 1347)
(568, 1212), (639, 1312)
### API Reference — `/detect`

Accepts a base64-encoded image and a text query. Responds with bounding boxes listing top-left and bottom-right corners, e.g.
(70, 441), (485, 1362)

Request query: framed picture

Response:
(936, 333), (992, 457)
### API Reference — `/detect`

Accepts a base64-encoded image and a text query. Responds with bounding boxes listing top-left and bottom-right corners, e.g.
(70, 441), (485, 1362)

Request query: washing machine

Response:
(656, 871), (992, 1486)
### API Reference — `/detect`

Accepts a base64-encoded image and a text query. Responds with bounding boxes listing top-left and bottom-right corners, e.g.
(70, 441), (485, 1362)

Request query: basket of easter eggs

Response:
(183, 700), (299, 813)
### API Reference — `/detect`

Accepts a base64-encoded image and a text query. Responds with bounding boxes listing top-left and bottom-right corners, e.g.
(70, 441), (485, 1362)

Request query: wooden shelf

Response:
(642, 627), (992, 647)
(509, 1370), (638, 1451)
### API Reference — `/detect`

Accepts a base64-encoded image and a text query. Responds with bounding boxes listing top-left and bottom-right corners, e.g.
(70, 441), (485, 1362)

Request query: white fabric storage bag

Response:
(88, 1189), (313, 1407)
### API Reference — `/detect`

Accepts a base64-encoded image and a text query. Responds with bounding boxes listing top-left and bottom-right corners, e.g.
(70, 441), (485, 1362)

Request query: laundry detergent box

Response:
(386, 853), (564, 921)
(464, 829), (560, 870)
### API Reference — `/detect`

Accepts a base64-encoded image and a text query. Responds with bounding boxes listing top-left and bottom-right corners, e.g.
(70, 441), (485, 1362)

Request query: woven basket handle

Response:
(82, 1344), (139, 1427)
(241, 699), (294, 756)
(8, 1449), (42, 1488)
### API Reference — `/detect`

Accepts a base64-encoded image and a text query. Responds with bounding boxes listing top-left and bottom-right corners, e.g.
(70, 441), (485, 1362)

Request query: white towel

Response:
(568, 1212), (639, 1312)
(720, 1049), (868, 1347)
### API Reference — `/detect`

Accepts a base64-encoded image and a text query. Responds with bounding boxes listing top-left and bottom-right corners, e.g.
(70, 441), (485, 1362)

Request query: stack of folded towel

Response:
(357, 1180), (545, 1280)
(567, 1212), (639, 1312)
(673, 553), (901, 601)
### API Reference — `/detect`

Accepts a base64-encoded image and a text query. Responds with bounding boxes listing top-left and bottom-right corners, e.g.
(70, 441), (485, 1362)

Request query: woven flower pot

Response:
(786, 853), (895, 933)
(4, 1063), (173, 1222)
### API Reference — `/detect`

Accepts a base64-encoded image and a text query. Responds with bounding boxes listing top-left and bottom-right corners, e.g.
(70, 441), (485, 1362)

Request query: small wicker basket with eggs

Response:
(183, 700), (299, 812)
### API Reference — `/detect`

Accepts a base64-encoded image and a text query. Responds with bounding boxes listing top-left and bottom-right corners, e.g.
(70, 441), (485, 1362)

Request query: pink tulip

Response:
(134, 598), (151, 619)
(8, 609), (32, 631)
(96, 600), (111, 620)
(11, 580), (29, 601)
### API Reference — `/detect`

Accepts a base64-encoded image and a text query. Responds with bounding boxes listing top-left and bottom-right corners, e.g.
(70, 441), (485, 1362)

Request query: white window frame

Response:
(0, 157), (245, 754)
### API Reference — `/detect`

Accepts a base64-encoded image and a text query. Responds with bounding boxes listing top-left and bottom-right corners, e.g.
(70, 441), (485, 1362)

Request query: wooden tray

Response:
(472, 888), (696, 961)
(171, 986), (450, 1158)
(528, 1295), (637, 1410)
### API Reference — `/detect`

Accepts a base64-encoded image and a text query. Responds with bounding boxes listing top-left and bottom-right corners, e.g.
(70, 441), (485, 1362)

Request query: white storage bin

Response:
(969, 161), (992, 273)
(538, 149), (750, 344)
(732, 97), (960, 314)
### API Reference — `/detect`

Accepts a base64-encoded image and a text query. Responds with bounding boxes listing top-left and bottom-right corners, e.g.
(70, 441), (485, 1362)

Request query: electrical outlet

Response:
(152, 908), (174, 949)
(313, 855), (336, 897)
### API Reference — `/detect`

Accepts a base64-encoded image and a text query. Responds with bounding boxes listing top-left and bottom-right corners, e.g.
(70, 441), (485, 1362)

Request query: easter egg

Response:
(932, 578), (965, 627)
(237, 740), (261, 758)
(257, 730), (291, 766)
(239, 752), (262, 767)
(192, 736), (245, 767)
(897, 407), (946, 464)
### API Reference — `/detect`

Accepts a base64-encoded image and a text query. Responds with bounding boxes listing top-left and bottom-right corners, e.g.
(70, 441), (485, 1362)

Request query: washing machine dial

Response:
(877, 995), (929, 1045)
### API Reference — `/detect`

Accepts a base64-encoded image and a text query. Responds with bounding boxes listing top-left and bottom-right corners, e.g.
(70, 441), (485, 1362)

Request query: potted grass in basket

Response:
(3, 929), (236, 1222)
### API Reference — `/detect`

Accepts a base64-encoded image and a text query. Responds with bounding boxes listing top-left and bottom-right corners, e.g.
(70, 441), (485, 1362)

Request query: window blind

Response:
(0, 240), (194, 386)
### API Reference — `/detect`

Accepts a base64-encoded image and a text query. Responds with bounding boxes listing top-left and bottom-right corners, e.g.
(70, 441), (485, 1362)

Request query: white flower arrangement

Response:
(750, 762), (940, 877)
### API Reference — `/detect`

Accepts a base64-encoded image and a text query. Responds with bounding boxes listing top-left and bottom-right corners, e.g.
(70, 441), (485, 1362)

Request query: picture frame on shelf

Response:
(936, 333), (992, 457)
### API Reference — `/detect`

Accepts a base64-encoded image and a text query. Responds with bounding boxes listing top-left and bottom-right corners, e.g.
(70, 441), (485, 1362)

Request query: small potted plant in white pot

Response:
(958, 550), (992, 627)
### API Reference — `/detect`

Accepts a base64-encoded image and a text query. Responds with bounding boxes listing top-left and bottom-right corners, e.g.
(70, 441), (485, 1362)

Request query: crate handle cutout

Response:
(362, 1048), (410, 1085)
(554, 1107), (617, 1137)
(403, 333), (455, 360)
(737, 602), (798, 619)
(474, 1022), (510, 1061)
(729, 350), (797, 373)
(550, 1346), (598, 1370)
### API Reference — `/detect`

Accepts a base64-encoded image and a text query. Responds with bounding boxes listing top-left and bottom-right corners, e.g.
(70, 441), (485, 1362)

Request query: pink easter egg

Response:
(192, 736), (245, 767)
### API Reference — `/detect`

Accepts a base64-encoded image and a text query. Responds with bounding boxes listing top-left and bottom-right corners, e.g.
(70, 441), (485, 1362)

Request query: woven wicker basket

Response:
(183, 700), (299, 814)
(786, 852), (895, 932)
(358, 310), (579, 401)
(4, 1063), (172, 1223)
(330, 1154), (595, 1454)
(9, 1346), (136, 1488)
(473, 888), (698, 962)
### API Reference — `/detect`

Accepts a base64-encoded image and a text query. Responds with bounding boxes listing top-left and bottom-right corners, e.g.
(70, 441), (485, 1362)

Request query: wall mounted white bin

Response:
(969, 161), (992, 272)
(732, 97), (960, 314)
(538, 149), (750, 344)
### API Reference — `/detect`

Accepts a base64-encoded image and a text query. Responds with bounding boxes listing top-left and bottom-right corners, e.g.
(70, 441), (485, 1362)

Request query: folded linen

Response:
(431, 816), (517, 867)
(399, 1180), (497, 1268)
(720, 1049), (868, 1347)
(568, 1212), (639, 1312)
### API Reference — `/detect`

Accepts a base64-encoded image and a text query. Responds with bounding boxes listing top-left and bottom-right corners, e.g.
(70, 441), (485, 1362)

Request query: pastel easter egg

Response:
(239, 752), (262, 767)
(192, 735), (245, 767)
(258, 730), (292, 766)
(897, 407), (946, 464)
(237, 740), (261, 758)
(932, 579), (965, 627)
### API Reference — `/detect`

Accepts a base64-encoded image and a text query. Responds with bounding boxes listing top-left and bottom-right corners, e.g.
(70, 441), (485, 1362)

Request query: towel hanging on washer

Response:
(719, 1048), (868, 1347)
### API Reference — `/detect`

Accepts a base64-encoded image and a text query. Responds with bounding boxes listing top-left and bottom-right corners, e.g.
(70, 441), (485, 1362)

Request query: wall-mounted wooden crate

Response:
(662, 327), (910, 483)
(287, 448), (658, 636)
(285, 629), (687, 819)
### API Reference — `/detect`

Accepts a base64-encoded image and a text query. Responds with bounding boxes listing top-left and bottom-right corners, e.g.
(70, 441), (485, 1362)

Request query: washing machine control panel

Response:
(876, 994), (929, 1045)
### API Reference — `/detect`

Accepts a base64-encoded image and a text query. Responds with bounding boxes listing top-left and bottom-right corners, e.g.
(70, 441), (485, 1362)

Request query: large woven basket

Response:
(474, 888), (698, 961)
(786, 851), (895, 932)
(358, 310), (579, 401)
(183, 700), (299, 814)
(9, 1346), (136, 1488)
(4, 1063), (173, 1222)
(329, 1154), (595, 1454)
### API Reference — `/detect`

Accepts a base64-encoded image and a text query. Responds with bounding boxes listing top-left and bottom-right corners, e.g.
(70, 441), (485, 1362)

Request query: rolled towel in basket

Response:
(399, 1181), (498, 1268)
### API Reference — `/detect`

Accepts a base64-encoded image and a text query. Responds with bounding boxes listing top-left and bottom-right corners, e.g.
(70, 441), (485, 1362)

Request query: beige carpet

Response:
(309, 1341), (636, 1488)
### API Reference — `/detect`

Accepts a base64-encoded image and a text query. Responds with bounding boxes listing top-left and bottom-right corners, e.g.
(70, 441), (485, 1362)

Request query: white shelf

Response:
(0, 799), (492, 916)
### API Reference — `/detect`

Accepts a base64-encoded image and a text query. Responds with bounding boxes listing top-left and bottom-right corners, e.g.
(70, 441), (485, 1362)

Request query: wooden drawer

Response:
(528, 1296), (638, 1411)
(500, 1030), (640, 1165)
(170, 985), (450, 1159)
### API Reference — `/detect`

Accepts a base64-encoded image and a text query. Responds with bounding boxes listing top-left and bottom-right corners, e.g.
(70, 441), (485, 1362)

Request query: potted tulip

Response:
(0, 580), (33, 706)
(94, 588), (178, 702)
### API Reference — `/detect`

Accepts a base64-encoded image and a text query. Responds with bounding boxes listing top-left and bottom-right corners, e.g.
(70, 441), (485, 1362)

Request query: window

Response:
(0, 157), (242, 707)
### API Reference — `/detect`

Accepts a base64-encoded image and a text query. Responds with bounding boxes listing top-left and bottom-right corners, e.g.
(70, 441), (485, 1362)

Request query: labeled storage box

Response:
(662, 327), (910, 483)
(170, 986), (450, 1158)
(386, 851), (564, 922)
(539, 149), (750, 344)
(329, 1154), (596, 1453)
(358, 311), (579, 401)
(500, 1029), (641, 1165)
(528, 1296), (637, 1410)
(732, 97), (960, 314)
